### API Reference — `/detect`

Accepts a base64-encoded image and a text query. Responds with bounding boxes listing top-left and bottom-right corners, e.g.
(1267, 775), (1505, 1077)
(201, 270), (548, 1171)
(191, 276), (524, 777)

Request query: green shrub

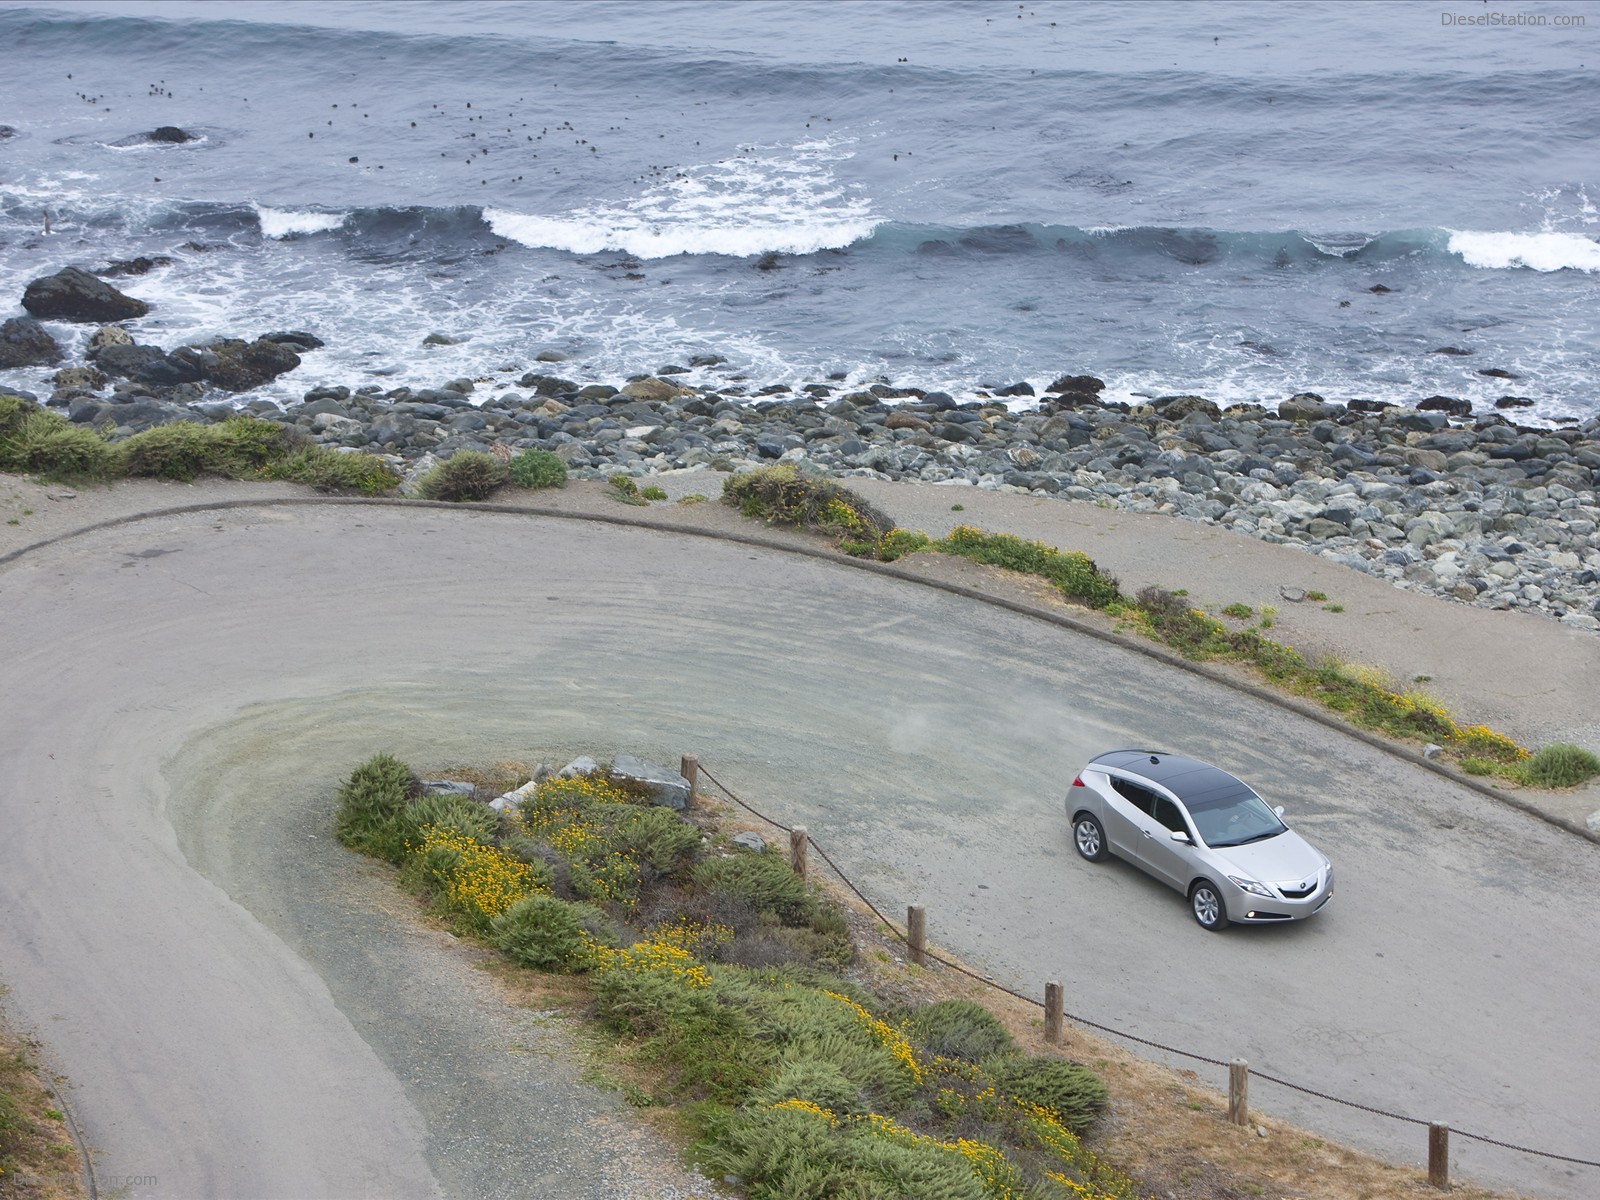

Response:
(985, 1056), (1110, 1134)
(0, 393), (35, 440)
(491, 895), (615, 970)
(270, 446), (400, 494)
(878, 529), (934, 562)
(120, 415), (298, 481)
(705, 1101), (988, 1200)
(640, 484), (668, 501)
(118, 420), (222, 481)
(722, 464), (895, 543)
(693, 852), (813, 925)
(568, 853), (644, 910)
(334, 753), (422, 862)
(1517, 743), (1600, 788)
(939, 526), (1121, 608)
(749, 1058), (865, 1115)
(395, 791), (501, 851)
(610, 806), (703, 877)
(417, 450), (510, 501)
(508, 448), (567, 489)
(209, 414), (302, 470)
(903, 999), (1015, 1062)
(592, 959), (726, 1037)
(0, 409), (118, 480)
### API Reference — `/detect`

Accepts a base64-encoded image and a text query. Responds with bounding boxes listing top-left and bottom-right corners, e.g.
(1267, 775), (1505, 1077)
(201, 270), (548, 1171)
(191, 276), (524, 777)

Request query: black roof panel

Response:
(1088, 749), (1259, 812)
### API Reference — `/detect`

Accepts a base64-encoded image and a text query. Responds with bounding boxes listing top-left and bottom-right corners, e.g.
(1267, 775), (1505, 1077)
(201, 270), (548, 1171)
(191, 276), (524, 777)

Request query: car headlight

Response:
(1227, 875), (1273, 898)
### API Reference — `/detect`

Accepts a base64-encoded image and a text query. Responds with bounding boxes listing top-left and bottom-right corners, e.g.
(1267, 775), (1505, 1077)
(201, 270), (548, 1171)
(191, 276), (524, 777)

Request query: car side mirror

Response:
(1274, 805), (1285, 817)
(1169, 830), (1192, 844)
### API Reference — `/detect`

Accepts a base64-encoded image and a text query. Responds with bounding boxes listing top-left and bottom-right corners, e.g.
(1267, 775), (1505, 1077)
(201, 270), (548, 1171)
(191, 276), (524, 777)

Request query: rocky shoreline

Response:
(3, 265), (1599, 631)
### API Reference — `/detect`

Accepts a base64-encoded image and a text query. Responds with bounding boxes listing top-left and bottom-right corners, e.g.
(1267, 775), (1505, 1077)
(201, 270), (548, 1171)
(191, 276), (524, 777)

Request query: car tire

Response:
(1190, 880), (1229, 931)
(1073, 813), (1109, 862)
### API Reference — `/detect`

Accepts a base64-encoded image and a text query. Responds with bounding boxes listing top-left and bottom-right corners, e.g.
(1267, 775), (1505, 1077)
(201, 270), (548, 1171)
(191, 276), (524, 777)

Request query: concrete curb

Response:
(5, 493), (1595, 846)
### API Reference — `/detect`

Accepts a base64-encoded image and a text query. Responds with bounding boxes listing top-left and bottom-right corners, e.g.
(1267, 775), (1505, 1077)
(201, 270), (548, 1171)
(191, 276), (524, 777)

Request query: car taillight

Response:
(1071, 776), (1085, 787)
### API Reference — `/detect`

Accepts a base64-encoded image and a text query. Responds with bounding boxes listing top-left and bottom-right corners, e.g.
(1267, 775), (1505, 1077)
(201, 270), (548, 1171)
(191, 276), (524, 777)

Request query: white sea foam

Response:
(254, 204), (347, 239)
(1303, 232), (1375, 257)
(1448, 230), (1600, 273)
(485, 138), (877, 259)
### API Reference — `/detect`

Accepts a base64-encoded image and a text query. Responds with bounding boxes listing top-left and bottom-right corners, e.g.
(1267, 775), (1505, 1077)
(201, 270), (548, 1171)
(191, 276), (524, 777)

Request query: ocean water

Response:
(1, 0), (1597, 422)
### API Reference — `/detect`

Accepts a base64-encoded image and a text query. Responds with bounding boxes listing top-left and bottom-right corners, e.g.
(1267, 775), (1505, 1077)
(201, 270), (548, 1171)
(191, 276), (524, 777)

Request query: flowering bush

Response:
(407, 824), (542, 935)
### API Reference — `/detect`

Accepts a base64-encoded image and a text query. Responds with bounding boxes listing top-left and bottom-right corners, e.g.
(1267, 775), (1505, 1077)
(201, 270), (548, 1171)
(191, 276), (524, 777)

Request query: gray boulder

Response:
(609, 754), (691, 809)
(22, 266), (150, 322)
(201, 338), (302, 392)
(0, 317), (64, 368)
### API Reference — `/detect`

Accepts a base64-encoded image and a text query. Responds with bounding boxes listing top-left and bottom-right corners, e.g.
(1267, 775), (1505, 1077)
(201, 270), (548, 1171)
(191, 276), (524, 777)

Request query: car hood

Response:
(1212, 829), (1327, 884)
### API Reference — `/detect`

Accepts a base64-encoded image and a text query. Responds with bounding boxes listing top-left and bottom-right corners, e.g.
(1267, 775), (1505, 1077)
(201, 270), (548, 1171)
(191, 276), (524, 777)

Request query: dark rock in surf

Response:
(22, 266), (150, 322)
(0, 317), (64, 368)
(201, 338), (302, 392)
(98, 256), (173, 278)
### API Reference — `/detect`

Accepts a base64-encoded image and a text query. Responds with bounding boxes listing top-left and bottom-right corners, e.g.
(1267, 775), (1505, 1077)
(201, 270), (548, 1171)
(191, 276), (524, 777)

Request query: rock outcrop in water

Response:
(83, 329), (303, 394)
(22, 267), (150, 322)
(0, 317), (64, 368)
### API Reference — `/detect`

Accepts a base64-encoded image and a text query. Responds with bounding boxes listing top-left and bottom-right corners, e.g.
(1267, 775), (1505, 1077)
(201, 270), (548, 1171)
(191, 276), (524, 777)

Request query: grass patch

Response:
(0, 395), (399, 494)
(0, 1024), (85, 1199)
(938, 526), (1122, 608)
(608, 473), (649, 505)
(336, 753), (1137, 1199)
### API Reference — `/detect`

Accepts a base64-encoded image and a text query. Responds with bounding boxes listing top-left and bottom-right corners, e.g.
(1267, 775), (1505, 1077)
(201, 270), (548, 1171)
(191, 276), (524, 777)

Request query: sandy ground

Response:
(7, 468), (1594, 832)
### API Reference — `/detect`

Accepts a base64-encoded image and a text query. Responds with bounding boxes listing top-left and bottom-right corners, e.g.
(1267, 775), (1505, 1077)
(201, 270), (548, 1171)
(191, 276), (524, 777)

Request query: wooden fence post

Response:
(1429, 1122), (1449, 1189)
(679, 755), (698, 807)
(789, 826), (809, 880)
(1228, 1060), (1249, 1126)
(907, 905), (926, 966)
(1044, 981), (1064, 1043)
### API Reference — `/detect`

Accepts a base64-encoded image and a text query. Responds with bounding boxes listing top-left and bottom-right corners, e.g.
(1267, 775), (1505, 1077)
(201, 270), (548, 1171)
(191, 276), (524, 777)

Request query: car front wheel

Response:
(1190, 880), (1230, 931)
(1073, 814), (1109, 862)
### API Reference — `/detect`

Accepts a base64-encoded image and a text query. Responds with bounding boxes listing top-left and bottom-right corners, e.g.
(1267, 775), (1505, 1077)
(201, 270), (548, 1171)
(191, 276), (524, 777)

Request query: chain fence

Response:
(695, 763), (1599, 1172)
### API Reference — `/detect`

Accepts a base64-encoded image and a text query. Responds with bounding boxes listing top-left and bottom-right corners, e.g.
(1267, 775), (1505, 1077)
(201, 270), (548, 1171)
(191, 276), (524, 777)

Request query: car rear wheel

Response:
(1073, 814), (1109, 862)
(1190, 880), (1229, 931)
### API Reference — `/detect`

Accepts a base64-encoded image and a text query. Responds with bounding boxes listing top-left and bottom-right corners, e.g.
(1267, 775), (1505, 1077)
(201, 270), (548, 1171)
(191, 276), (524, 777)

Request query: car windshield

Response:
(1186, 789), (1287, 848)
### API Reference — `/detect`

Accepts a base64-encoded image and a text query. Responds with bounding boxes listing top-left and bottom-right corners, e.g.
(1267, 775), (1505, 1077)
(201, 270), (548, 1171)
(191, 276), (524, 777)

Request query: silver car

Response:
(1067, 749), (1333, 931)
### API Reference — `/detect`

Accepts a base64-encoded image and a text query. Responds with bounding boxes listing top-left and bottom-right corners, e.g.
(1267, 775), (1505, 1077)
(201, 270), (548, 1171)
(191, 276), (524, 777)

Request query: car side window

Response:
(1151, 796), (1188, 835)
(1109, 777), (1158, 818)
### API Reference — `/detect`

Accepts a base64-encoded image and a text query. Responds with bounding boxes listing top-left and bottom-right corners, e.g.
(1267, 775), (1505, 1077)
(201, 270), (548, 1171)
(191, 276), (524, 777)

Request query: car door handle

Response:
(1141, 829), (1154, 838)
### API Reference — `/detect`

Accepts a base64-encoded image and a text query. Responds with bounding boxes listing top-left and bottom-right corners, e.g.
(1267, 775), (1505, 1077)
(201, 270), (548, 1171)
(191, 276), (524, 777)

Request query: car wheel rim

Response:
(1194, 889), (1220, 926)
(1076, 822), (1100, 857)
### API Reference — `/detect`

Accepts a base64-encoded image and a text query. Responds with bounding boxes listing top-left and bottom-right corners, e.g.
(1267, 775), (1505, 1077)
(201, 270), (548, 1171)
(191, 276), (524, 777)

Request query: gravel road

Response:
(0, 477), (1596, 1199)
